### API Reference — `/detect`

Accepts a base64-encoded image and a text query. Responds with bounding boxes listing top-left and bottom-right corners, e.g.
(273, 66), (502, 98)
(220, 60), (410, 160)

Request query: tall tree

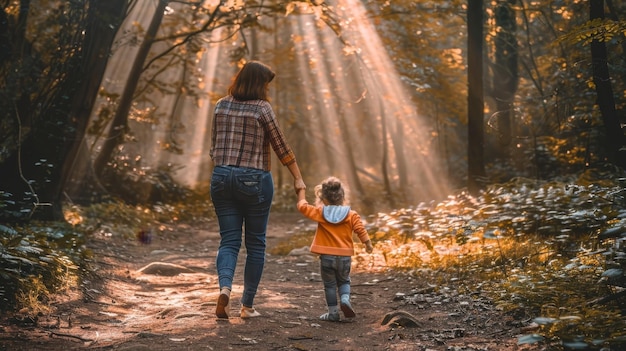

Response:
(92, 0), (168, 179)
(0, 0), (129, 222)
(59, 0), (131, 202)
(590, 0), (626, 168)
(467, 0), (486, 194)
(90, 1), (335, 192)
(493, 0), (518, 150)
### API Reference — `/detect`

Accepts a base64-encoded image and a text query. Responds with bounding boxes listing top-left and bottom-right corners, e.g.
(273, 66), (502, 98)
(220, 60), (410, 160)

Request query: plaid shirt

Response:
(210, 96), (296, 171)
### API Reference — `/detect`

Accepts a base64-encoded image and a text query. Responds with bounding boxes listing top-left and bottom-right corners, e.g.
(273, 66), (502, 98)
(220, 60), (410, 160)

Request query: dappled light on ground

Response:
(1, 213), (527, 350)
(359, 178), (626, 349)
(3, 176), (626, 349)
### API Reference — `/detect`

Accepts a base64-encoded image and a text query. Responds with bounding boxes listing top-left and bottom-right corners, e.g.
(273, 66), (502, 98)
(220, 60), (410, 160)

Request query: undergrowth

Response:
(369, 175), (626, 350)
(0, 222), (84, 315)
(277, 173), (626, 350)
(0, 189), (216, 315)
(3, 170), (626, 351)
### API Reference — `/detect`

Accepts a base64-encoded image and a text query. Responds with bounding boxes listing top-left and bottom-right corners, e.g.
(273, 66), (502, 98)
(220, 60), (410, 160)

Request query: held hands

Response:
(364, 240), (374, 253)
(296, 187), (306, 200)
(294, 178), (306, 194)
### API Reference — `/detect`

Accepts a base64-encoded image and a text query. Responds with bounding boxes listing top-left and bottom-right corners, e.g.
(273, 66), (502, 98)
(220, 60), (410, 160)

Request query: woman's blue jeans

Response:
(210, 165), (274, 307)
(319, 255), (352, 307)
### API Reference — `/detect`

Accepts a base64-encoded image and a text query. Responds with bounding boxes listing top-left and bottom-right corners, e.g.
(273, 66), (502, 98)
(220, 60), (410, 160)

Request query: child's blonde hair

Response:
(314, 176), (347, 206)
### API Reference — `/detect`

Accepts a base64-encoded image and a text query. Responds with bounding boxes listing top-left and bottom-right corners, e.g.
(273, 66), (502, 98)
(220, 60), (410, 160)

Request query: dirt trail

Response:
(0, 213), (535, 351)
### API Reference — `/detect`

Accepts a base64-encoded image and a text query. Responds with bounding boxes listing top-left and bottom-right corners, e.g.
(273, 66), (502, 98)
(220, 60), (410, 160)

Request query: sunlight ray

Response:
(87, 0), (451, 208)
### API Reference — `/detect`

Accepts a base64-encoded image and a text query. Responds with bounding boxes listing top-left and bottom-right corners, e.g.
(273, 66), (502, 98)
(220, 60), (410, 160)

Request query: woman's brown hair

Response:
(228, 61), (275, 101)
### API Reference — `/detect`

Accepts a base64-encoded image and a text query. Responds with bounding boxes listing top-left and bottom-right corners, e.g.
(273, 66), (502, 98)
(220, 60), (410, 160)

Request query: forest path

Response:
(0, 213), (535, 351)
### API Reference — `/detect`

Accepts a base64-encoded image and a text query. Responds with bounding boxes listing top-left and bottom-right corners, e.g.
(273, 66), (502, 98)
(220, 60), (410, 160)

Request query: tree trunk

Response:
(493, 0), (518, 150)
(467, 0), (486, 194)
(14, 0), (31, 55)
(61, 0), (130, 204)
(0, 8), (10, 63)
(380, 108), (394, 209)
(93, 0), (168, 178)
(391, 114), (408, 203)
(605, 0), (626, 90)
(336, 105), (366, 203)
(0, 0), (128, 222)
(590, 0), (626, 168)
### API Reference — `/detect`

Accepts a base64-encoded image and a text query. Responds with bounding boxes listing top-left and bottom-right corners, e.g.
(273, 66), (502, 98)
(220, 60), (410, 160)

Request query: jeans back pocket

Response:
(210, 173), (227, 195)
(235, 173), (262, 196)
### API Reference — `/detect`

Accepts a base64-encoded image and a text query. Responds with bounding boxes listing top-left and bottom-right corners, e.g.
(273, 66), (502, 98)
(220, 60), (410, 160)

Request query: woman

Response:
(210, 61), (306, 319)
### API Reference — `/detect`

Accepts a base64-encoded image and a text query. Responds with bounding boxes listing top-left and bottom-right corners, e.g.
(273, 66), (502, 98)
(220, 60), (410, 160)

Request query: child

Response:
(296, 176), (374, 322)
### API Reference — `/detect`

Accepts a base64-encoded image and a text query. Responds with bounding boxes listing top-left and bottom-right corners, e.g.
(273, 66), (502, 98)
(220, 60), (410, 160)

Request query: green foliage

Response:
(416, 175), (626, 348)
(101, 162), (194, 205)
(558, 18), (626, 46)
(68, 190), (216, 238)
(0, 223), (85, 314)
(277, 171), (626, 348)
(0, 0), (89, 148)
(365, 0), (626, 187)
(0, 187), (216, 312)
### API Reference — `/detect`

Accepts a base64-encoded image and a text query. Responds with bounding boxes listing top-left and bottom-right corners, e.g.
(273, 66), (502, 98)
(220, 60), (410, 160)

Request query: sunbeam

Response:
(86, 0), (451, 210)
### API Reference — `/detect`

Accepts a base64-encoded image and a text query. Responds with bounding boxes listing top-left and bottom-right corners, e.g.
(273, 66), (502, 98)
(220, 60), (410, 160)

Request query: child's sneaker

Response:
(240, 306), (261, 318)
(340, 295), (355, 318)
(319, 312), (340, 322)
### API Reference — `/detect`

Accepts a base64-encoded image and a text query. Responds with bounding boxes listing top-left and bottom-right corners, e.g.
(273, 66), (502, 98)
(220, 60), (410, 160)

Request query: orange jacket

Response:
(297, 199), (371, 256)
